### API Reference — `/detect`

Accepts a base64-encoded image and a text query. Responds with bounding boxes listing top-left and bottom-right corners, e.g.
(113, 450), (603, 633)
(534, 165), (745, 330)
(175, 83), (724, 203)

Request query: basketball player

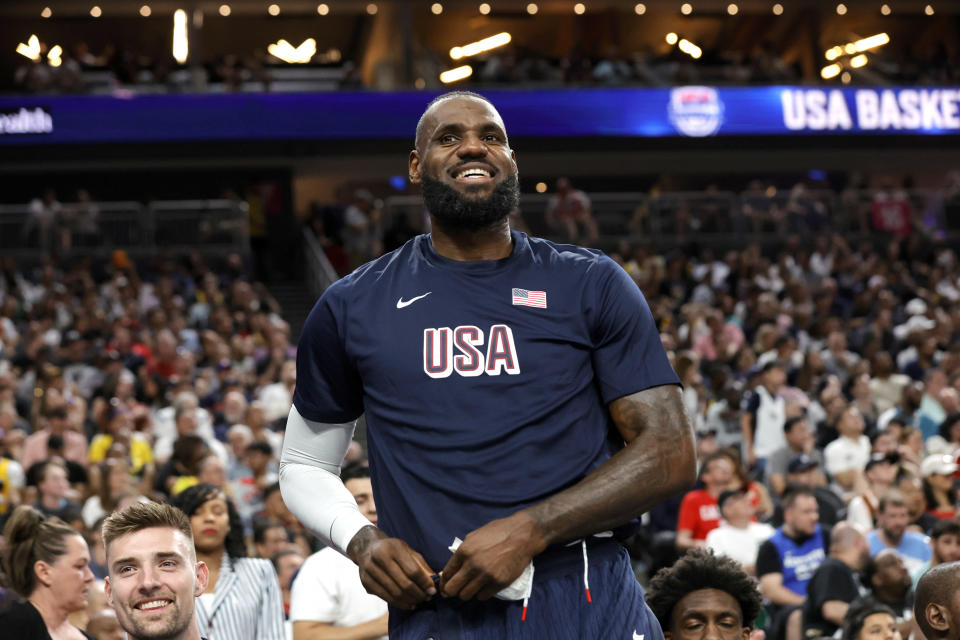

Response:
(280, 91), (696, 639)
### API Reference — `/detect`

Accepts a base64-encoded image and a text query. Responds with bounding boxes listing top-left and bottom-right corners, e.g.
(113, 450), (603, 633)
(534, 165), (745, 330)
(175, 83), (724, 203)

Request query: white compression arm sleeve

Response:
(279, 405), (373, 556)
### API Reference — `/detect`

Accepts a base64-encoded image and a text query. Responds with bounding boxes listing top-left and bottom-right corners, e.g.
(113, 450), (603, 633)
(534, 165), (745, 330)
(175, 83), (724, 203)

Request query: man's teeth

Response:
(137, 600), (170, 610)
(458, 169), (490, 179)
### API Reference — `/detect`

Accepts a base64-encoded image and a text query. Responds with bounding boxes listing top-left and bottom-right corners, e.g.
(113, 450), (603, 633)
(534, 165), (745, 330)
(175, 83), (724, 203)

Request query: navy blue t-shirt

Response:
(294, 230), (679, 568)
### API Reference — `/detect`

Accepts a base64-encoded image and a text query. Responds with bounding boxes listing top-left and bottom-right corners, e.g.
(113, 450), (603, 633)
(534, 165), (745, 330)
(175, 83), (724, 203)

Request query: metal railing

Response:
(0, 199), (251, 259)
(382, 188), (957, 252)
(303, 227), (340, 299)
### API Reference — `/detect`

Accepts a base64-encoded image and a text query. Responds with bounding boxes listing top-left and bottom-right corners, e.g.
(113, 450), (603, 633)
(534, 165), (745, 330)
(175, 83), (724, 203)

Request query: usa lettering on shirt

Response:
(423, 324), (520, 378)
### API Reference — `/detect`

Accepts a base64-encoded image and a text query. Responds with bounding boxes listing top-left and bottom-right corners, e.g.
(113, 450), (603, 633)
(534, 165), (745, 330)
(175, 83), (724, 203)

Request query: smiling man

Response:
(101, 501), (210, 640)
(280, 90), (696, 639)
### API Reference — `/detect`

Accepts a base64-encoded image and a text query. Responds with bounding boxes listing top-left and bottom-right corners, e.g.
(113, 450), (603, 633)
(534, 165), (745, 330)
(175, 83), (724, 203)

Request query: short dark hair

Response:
(931, 518), (960, 540)
(784, 415), (807, 434)
(271, 548), (301, 573)
(647, 549), (763, 632)
(245, 440), (273, 456)
(415, 90), (497, 152)
(842, 597), (897, 640)
(253, 520), (290, 545)
(341, 461), (371, 484)
(781, 483), (816, 510)
(699, 451), (732, 478)
(102, 501), (194, 558)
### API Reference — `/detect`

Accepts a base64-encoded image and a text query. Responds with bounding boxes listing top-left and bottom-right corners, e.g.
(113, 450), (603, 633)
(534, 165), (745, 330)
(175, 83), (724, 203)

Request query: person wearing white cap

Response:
(921, 453), (959, 520)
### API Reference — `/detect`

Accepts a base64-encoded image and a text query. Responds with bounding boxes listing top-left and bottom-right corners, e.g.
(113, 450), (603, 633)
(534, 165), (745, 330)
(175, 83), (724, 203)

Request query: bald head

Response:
(414, 90), (501, 154)
(830, 522), (863, 553)
(915, 561), (960, 640)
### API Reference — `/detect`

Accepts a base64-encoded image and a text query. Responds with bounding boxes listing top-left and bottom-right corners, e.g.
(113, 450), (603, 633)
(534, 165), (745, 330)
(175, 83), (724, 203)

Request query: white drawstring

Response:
(522, 537), (593, 622)
(582, 539), (592, 603)
(521, 564), (534, 621)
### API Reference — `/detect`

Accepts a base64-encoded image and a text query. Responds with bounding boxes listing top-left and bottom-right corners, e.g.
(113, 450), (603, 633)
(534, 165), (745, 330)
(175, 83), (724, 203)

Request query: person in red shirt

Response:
(676, 452), (735, 550)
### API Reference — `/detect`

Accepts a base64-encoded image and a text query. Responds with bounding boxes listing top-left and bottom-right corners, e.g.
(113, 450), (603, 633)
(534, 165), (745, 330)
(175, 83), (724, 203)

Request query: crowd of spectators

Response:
(633, 208), (960, 640)
(3, 165), (960, 639)
(0, 247), (349, 637)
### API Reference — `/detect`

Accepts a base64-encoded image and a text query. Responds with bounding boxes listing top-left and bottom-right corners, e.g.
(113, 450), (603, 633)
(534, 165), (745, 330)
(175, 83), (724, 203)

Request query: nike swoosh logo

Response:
(633, 633), (644, 640)
(396, 292), (432, 309)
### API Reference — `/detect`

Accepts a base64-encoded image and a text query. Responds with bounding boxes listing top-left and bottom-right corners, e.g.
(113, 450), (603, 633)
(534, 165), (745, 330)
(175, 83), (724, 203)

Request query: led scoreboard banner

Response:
(1, 86), (959, 145)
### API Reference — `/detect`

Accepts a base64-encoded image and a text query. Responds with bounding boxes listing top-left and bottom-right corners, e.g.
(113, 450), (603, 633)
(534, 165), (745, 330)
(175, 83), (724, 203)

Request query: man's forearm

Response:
(521, 385), (696, 549)
(760, 579), (806, 606)
(822, 601), (850, 626)
(293, 614), (389, 640)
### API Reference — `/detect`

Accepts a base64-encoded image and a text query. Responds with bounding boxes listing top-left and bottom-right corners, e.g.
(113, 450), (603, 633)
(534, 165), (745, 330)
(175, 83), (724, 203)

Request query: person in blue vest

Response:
(756, 485), (830, 640)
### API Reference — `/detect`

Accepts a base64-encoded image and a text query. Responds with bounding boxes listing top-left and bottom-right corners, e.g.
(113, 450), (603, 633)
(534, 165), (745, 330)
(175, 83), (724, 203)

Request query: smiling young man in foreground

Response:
(102, 501), (210, 640)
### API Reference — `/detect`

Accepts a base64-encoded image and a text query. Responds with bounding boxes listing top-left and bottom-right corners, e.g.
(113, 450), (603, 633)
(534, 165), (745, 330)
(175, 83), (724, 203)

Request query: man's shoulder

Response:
(523, 234), (609, 269)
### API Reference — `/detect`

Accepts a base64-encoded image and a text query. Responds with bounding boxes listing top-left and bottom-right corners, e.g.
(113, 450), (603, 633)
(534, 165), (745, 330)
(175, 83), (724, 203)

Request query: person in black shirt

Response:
(0, 505), (97, 639)
(802, 523), (871, 639)
(857, 549), (916, 639)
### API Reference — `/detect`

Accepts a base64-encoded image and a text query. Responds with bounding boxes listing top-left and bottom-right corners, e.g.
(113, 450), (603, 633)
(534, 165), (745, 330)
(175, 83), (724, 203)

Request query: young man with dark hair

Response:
(289, 463), (387, 640)
(254, 520), (292, 560)
(102, 501), (210, 640)
(647, 548), (763, 640)
(912, 519), (960, 588)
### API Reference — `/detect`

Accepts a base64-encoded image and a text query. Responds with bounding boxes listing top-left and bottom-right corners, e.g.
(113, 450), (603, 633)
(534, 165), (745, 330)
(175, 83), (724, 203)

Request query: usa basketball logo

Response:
(668, 86), (725, 137)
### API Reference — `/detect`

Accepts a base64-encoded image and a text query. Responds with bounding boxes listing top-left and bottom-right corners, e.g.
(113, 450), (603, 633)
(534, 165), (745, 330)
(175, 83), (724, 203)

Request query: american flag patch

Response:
(512, 288), (547, 309)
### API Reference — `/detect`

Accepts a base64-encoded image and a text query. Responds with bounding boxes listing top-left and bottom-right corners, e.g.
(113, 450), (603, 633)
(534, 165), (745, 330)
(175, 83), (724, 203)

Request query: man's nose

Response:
(703, 622), (725, 640)
(457, 133), (488, 158)
(139, 565), (162, 591)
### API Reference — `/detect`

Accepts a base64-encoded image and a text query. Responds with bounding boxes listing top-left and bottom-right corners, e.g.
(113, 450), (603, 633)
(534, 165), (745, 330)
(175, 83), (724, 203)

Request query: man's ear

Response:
(104, 576), (114, 607)
(927, 603), (950, 633)
(409, 150), (422, 184)
(194, 560), (210, 597)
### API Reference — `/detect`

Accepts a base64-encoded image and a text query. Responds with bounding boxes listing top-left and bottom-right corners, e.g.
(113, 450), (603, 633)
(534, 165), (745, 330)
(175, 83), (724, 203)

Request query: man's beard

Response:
(420, 173), (520, 233)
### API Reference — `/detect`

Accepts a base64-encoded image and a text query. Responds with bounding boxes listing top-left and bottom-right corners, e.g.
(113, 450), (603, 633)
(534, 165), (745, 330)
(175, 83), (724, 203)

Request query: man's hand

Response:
(440, 511), (546, 601)
(347, 525), (436, 610)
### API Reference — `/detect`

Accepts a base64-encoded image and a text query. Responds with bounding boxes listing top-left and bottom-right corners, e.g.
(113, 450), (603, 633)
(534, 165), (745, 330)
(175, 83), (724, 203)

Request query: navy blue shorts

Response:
(388, 537), (665, 640)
